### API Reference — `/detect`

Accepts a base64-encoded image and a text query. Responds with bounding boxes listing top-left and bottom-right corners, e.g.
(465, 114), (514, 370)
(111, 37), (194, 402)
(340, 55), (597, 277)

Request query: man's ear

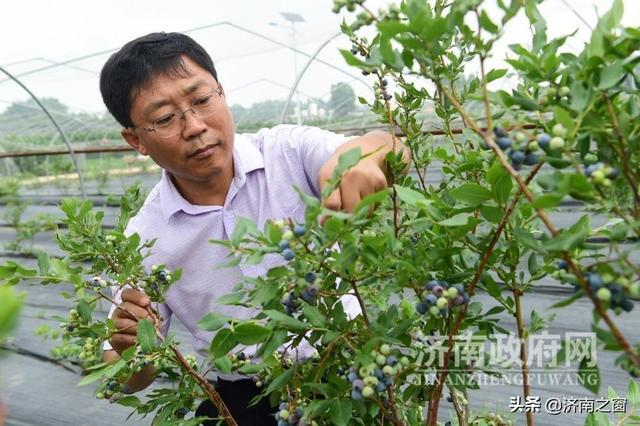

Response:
(122, 128), (148, 156)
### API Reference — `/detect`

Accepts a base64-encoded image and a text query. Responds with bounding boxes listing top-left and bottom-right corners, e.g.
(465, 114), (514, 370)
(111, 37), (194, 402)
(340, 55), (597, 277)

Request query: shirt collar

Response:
(159, 133), (264, 222)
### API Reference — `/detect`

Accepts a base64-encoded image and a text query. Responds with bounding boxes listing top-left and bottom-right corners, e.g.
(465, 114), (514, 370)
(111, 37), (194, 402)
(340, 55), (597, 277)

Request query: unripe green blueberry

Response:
(151, 265), (159, 272)
(527, 141), (540, 152)
(552, 123), (567, 137)
(279, 409), (290, 420)
(583, 153), (598, 164)
(539, 96), (549, 106)
(376, 354), (387, 365)
(382, 365), (395, 376)
(400, 357), (410, 366)
(446, 287), (458, 298)
(379, 344), (391, 356)
(96, 392), (105, 399)
(546, 87), (557, 97)
(601, 178), (612, 187)
(549, 136), (565, 150)
(591, 169), (605, 184)
(436, 297), (448, 309)
(364, 376), (378, 387)
(602, 273), (615, 283)
(256, 381), (262, 387)
(629, 283), (640, 297)
(596, 287), (612, 302)
(559, 86), (570, 96)
(429, 306), (440, 316)
(362, 386), (375, 398)
(618, 276), (630, 287)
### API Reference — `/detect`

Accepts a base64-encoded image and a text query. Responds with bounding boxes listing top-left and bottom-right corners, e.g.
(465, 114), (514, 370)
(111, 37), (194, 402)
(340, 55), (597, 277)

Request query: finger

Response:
(110, 333), (136, 351)
(341, 180), (363, 213)
(115, 302), (151, 321)
(121, 288), (150, 307)
(114, 318), (138, 335)
(322, 188), (342, 211)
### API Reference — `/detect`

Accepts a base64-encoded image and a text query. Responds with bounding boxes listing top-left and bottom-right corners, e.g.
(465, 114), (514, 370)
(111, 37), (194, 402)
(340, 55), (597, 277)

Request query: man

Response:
(100, 32), (408, 425)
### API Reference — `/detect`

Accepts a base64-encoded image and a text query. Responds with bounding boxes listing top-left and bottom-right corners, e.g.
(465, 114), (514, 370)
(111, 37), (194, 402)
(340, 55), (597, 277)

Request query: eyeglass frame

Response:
(131, 87), (224, 137)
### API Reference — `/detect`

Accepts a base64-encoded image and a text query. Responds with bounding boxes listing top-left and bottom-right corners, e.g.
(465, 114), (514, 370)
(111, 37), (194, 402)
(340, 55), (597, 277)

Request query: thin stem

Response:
(513, 287), (534, 426)
(447, 385), (467, 426)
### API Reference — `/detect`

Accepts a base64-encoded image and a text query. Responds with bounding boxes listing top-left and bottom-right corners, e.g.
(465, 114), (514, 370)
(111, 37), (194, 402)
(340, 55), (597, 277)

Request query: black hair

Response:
(99, 32), (218, 128)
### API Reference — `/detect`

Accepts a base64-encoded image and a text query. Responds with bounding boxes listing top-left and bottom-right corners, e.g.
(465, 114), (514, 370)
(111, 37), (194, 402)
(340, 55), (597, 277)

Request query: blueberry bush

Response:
(2, 0), (640, 425)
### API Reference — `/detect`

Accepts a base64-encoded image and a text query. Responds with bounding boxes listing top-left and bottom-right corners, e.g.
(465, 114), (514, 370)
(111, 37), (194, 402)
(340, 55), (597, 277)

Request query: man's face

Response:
(122, 56), (235, 187)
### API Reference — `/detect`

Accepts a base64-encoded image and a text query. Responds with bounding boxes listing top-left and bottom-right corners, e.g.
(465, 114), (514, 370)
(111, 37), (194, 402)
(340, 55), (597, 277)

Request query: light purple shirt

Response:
(104, 125), (359, 363)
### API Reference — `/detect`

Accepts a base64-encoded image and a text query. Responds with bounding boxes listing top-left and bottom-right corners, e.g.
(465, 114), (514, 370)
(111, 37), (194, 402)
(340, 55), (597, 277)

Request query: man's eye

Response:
(193, 95), (212, 106)
(154, 114), (176, 127)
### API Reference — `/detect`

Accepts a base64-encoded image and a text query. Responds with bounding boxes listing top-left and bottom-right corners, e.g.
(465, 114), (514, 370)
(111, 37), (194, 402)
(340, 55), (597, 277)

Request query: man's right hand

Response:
(109, 288), (155, 355)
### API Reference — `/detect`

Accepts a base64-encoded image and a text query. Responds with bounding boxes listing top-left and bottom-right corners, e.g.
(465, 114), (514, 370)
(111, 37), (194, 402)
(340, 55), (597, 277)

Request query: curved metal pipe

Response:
(280, 32), (350, 124)
(0, 65), (87, 199)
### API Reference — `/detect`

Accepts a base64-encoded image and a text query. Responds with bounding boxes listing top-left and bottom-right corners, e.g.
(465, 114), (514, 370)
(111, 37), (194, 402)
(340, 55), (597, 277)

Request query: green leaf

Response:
(329, 399), (352, 426)
(542, 215), (591, 252)
(354, 188), (389, 215)
(584, 412), (611, 426)
(531, 193), (564, 209)
(234, 323), (271, 345)
(136, 318), (157, 353)
(265, 367), (294, 395)
(598, 60), (626, 89)
(437, 213), (472, 227)
(302, 305), (326, 328)
(486, 68), (508, 82)
(197, 312), (230, 332)
(450, 183), (493, 207)
(210, 328), (237, 359)
(263, 310), (309, 331)
(628, 379), (640, 406)
(486, 161), (512, 204)
(214, 355), (233, 374)
(578, 354), (600, 394)
(479, 9), (499, 33)
(116, 395), (141, 408)
(333, 148), (362, 180)
(550, 291), (584, 309)
(339, 49), (365, 67)
(394, 185), (431, 209)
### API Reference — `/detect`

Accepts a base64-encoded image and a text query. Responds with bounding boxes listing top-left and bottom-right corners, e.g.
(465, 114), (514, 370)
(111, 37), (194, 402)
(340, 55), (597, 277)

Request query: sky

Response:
(0, 0), (638, 116)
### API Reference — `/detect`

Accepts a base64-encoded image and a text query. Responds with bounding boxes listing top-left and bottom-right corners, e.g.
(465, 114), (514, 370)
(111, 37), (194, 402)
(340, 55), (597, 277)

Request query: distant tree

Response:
(328, 82), (356, 117)
(3, 97), (69, 118)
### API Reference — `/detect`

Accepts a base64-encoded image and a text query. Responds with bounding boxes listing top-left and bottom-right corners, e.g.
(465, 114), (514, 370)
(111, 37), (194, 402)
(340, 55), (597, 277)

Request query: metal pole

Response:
(291, 22), (302, 125)
(0, 66), (87, 199)
(280, 32), (345, 124)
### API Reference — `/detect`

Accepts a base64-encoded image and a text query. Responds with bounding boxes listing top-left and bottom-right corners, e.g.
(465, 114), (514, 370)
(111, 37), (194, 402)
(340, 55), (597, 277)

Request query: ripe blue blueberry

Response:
(282, 248), (295, 261)
(620, 298), (634, 312)
(556, 260), (568, 270)
(278, 240), (290, 251)
(416, 302), (428, 314)
(351, 389), (363, 400)
(453, 284), (464, 294)
(497, 137), (513, 150)
(493, 127), (508, 138)
(425, 294), (438, 305)
(426, 280), (438, 290)
(588, 274), (603, 289)
(510, 150), (525, 165)
(304, 271), (317, 283)
(536, 133), (551, 149)
(293, 224), (306, 236)
(524, 153), (539, 166)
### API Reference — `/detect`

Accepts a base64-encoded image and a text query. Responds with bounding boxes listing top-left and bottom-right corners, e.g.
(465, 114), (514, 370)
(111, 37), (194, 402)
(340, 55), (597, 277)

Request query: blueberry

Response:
(425, 294), (438, 305)
(307, 284), (319, 298)
(536, 133), (551, 149)
(175, 407), (189, 418)
(282, 249), (295, 261)
(352, 379), (364, 390)
(381, 78), (388, 87)
(350, 48), (358, 55)
(497, 137), (513, 150)
(493, 127), (508, 138)
(607, 168), (619, 179)
(386, 356), (398, 366)
(462, 293), (470, 303)
(295, 407), (304, 417)
(347, 371), (358, 383)
(304, 272), (317, 283)
(510, 150), (525, 165)
(375, 368), (384, 380)
(383, 376), (394, 387)
(293, 224), (306, 236)
(556, 260), (568, 270)
(588, 274), (603, 288)
(453, 284), (464, 294)
(432, 285), (444, 296)
(584, 164), (599, 177)
(376, 381), (387, 392)
(425, 280), (438, 290)
(383, 93), (393, 101)
(524, 153), (539, 166)
(416, 302), (428, 314)
(278, 240), (290, 251)
(158, 271), (167, 281)
(620, 298), (634, 312)
(447, 395), (453, 402)
(351, 389), (362, 400)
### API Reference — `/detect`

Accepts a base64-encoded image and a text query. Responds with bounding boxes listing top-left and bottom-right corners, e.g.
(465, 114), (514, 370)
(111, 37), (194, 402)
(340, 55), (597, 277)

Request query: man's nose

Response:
(181, 108), (207, 139)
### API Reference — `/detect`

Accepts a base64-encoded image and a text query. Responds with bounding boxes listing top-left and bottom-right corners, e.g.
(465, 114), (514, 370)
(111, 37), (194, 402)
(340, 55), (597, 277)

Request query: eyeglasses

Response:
(136, 88), (224, 139)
